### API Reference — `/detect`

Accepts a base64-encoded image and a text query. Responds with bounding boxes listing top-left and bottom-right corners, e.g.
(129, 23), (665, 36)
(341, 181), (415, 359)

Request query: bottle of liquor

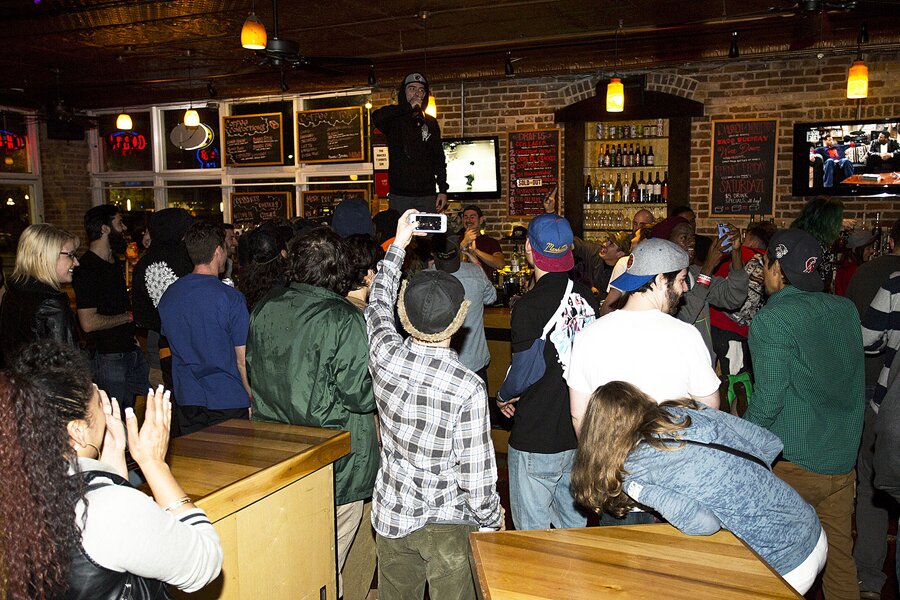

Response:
(622, 173), (631, 202)
(873, 212), (883, 258)
(607, 177), (614, 202)
(653, 172), (662, 201)
(647, 145), (655, 167)
(661, 171), (669, 201)
(597, 144), (604, 167)
(617, 144), (624, 167)
(599, 174), (608, 203)
(585, 175), (593, 203)
(628, 143), (635, 167)
(604, 144), (611, 167)
(635, 145), (643, 167)
(638, 171), (647, 203)
(592, 181), (600, 204)
(629, 172), (638, 202)
(614, 174), (623, 203)
(609, 144), (616, 168)
(596, 122), (604, 139)
(656, 118), (664, 137)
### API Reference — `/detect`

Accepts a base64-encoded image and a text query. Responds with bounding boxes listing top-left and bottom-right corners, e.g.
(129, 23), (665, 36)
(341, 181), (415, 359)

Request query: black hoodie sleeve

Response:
(372, 104), (406, 135)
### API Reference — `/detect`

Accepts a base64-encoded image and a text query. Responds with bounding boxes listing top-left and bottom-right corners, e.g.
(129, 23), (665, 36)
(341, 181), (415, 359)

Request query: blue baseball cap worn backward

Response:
(611, 238), (690, 292)
(527, 213), (574, 272)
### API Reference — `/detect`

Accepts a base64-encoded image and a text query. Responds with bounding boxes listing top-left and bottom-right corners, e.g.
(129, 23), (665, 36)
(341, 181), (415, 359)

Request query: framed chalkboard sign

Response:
(222, 113), (284, 167)
(508, 129), (560, 216)
(301, 189), (368, 219)
(230, 192), (291, 229)
(296, 107), (365, 164)
(710, 119), (778, 217)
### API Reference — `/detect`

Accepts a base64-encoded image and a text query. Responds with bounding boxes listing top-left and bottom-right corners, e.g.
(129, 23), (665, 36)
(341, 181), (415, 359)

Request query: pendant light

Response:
(729, 31), (739, 59)
(184, 51), (200, 128)
(241, 0), (267, 50)
(606, 21), (624, 113)
(115, 56), (132, 130)
(424, 95), (437, 118)
(847, 23), (869, 100)
(116, 112), (133, 131)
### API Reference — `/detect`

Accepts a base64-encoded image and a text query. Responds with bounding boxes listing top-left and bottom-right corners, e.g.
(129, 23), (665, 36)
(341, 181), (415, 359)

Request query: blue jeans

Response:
(823, 158), (853, 187)
(90, 347), (149, 411)
(507, 446), (587, 530)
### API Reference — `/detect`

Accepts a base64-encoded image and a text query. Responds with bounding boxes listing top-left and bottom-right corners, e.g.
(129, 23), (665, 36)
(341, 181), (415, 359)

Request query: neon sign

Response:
(196, 147), (220, 169)
(0, 130), (26, 152)
(107, 131), (147, 157)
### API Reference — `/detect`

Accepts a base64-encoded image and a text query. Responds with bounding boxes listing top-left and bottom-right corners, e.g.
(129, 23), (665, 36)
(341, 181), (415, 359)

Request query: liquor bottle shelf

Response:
(585, 136), (667, 142)
(584, 165), (668, 170)
(583, 202), (667, 208)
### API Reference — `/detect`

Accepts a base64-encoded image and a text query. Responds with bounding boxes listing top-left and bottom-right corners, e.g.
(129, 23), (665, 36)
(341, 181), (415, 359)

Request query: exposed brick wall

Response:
(34, 49), (900, 249)
(38, 124), (91, 242)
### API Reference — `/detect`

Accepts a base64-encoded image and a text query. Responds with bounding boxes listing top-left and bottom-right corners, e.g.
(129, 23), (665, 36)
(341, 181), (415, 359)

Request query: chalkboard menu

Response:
(710, 119), (778, 217)
(301, 189), (368, 219)
(222, 113), (284, 167)
(230, 192), (291, 229)
(297, 107), (365, 164)
(508, 129), (560, 216)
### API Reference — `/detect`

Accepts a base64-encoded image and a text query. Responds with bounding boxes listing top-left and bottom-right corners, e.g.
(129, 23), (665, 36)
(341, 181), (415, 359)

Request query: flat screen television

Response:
(440, 136), (502, 200)
(792, 118), (900, 197)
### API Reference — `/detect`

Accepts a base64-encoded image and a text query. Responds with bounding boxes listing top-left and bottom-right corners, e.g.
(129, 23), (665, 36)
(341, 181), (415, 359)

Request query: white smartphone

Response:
(408, 213), (447, 234)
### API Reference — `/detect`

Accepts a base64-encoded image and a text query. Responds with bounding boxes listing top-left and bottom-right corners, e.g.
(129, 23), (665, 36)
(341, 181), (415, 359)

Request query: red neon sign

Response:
(107, 131), (147, 157)
(0, 130), (26, 152)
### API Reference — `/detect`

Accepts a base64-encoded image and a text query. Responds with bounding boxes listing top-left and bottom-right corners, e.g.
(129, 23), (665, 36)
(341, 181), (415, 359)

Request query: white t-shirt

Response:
(566, 308), (720, 402)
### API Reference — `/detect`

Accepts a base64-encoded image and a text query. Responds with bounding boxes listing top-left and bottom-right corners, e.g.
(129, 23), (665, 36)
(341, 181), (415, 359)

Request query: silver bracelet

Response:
(164, 496), (192, 512)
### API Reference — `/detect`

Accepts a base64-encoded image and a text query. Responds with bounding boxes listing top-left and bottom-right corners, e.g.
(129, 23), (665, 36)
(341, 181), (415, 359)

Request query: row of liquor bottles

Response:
(585, 171), (669, 204)
(593, 143), (657, 168)
(594, 119), (666, 139)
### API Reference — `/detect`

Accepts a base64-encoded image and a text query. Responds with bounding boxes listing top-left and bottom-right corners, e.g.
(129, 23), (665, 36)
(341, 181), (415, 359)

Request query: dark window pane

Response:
(168, 181), (223, 223)
(0, 112), (31, 174)
(99, 113), (153, 172)
(0, 184), (33, 256)
(164, 107), (221, 170)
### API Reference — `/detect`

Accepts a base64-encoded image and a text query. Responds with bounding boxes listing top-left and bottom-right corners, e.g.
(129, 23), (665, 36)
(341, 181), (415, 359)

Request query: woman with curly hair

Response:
(0, 223), (81, 368)
(0, 340), (222, 599)
(236, 225), (288, 311)
(570, 381), (825, 595)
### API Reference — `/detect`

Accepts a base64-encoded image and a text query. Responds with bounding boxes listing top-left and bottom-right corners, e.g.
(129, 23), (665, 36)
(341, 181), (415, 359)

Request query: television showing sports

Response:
(440, 136), (502, 200)
(792, 118), (900, 197)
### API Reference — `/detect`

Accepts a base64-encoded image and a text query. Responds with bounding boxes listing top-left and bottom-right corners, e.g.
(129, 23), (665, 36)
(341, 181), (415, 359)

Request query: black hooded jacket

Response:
(372, 77), (448, 197)
(131, 208), (194, 331)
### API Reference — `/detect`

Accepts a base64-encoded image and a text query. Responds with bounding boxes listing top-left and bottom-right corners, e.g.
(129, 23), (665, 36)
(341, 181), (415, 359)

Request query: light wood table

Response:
(470, 524), (802, 599)
(165, 419), (350, 600)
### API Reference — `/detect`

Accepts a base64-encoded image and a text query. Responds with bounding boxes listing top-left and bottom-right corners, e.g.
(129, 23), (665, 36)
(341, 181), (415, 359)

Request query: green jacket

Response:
(745, 285), (865, 475)
(247, 282), (378, 504)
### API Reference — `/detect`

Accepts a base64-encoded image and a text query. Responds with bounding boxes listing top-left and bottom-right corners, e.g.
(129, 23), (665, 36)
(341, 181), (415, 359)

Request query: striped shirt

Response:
(861, 270), (900, 410)
(364, 245), (502, 538)
(744, 285), (865, 475)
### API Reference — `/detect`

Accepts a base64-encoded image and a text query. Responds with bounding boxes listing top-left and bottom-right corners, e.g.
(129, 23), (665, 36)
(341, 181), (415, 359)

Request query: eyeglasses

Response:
(59, 251), (77, 260)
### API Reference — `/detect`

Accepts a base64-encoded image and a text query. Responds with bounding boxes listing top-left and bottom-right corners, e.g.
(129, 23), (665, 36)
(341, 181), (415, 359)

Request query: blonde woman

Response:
(0, 223), (81, 367)
(571, 381), (826, 595)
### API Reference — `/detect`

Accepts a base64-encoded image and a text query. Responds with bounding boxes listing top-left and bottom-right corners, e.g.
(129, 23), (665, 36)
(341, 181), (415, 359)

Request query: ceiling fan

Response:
(244, 0), (373, 77)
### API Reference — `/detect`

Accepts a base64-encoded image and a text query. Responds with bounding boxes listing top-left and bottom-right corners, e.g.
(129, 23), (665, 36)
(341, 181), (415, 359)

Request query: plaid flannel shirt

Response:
(364, 245), (502, 538)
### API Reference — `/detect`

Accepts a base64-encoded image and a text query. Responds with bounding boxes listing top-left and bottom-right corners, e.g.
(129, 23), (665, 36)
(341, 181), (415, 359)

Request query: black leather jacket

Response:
(0, 278), (79, 368)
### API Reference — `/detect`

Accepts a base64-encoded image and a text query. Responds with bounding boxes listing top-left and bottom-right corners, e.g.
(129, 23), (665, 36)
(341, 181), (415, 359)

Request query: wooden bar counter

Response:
(484, 306), (511, 399)
(470, 523), (801, 599)
(165, 419), (350, 600)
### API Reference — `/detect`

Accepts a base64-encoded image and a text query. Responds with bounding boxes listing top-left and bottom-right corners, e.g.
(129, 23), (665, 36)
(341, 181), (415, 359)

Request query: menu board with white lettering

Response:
(508, 129), (560, 216)
(301, 189), (368, 219)
(710, 119), (777, 217)
(296, 107), (365, 163)
(222, 113), (284, 167)
(230, 192), (291, 229)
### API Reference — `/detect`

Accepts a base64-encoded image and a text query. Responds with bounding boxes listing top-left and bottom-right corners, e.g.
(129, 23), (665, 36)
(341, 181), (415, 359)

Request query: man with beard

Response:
(568, 238), (720, 437)
(73, 205), (149, 411)
(372, 72), (449, 214)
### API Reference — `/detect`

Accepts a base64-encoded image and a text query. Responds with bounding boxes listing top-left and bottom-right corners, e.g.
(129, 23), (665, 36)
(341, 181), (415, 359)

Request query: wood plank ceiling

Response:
(1, 0), (899, 111)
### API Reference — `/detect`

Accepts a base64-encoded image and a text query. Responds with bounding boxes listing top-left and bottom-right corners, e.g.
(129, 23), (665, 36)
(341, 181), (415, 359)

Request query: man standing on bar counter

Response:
(372, 73), (449, 214)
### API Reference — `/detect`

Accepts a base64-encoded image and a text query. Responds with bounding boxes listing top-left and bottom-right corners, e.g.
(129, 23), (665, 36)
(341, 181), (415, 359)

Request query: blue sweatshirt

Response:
(622, 406), (821, 575)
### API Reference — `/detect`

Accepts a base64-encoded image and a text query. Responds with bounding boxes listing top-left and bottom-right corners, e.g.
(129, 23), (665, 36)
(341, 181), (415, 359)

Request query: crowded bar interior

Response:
(3, 1), (900, 599)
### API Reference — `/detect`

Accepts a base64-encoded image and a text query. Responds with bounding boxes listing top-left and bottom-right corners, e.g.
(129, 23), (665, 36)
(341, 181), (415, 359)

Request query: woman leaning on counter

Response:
(0, 224), (80, 368)
(0, 341), (223, 600)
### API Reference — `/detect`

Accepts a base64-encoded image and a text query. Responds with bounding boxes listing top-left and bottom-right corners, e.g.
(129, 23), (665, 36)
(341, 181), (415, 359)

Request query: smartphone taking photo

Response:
(717, 223), (733, 252)
(408, 213), (448, 234)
